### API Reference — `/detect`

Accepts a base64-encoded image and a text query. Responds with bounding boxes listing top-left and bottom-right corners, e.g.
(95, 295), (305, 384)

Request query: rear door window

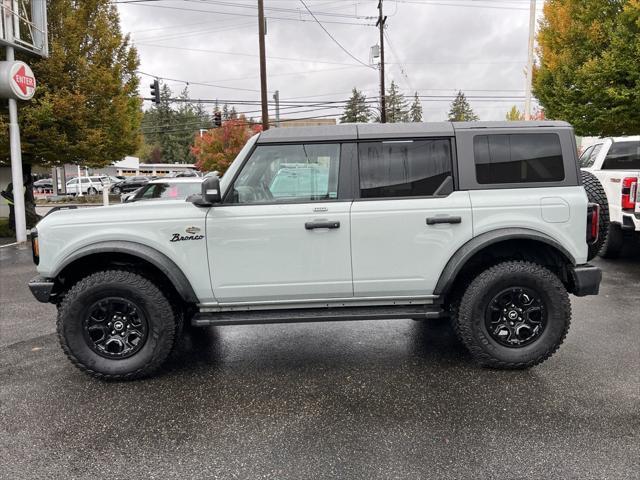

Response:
(358, 139), (453, 198)
(602, 141), (640, 170)
(473, 133), (564, 184)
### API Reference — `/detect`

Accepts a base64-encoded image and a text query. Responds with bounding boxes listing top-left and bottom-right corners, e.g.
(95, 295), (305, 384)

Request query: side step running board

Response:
(192, 305), (446, 327)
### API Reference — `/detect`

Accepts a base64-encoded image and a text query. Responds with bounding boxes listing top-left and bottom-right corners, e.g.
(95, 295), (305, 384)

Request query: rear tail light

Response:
(586, 203), (600, 244)
(31, 228), (39, 265)
(621, 177), (638, 211)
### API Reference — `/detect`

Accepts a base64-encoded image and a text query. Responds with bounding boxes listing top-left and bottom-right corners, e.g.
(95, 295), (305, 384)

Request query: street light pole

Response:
(377, 0), (387, 123)
(524, 0), (536, 120)
(273, 90), (280, 127)
(258, 0), (269, 130)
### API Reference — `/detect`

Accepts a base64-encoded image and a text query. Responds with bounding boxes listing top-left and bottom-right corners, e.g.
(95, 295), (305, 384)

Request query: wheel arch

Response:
(52, 241), (199, 304)
(434, 228), (577, 298)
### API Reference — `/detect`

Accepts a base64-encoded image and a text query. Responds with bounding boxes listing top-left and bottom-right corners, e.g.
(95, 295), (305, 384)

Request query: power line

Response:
(136, 71), (265, 93)
(134, 42), (375, 67)
(112, 1), (376, 26)
(299, 0), (376, 70)
(384, 30), (414, 93)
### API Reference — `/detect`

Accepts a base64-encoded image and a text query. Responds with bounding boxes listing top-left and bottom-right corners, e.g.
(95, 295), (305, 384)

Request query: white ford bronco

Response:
(29, 121), (602, 379)
(580, 136), (640, 258)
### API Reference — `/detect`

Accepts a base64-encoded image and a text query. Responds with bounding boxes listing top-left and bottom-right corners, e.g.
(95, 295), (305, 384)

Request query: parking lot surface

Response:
(1, 242), (639, 479)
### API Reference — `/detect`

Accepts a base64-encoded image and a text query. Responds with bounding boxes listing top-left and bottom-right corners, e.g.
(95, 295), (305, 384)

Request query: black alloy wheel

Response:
(83, 297), (148, 359)
(485, 287), (546, 348)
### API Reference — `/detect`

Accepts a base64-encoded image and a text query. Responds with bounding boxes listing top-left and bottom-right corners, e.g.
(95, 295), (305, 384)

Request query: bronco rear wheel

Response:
(455, 261), (571, 369)
(57, 270), (176, 380)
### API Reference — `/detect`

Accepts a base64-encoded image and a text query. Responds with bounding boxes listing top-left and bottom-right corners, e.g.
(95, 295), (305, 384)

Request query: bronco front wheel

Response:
(57, 270), (176, 380)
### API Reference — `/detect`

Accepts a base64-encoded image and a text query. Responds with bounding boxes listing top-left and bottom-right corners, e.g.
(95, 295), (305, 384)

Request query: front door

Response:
(206, 142), (354, 304)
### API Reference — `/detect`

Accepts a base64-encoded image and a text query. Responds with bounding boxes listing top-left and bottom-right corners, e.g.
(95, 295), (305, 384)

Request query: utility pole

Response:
(376, 0), (387, 123)
(524, 0), (536, 120)
(257, 0), (269, 130)
(273, 90), (280, 127)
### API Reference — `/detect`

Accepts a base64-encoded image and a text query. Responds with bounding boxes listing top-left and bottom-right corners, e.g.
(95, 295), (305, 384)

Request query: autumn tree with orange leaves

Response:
(191, 117), (262, 174)
(533, 0), (640, 136)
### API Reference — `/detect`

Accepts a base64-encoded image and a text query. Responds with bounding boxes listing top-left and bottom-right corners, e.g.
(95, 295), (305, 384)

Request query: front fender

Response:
(52, 240), (199, 303)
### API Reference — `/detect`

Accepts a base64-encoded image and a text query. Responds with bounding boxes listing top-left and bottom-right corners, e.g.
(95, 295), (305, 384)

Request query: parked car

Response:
(65, 176), (108, 195)
(164, 170), (200, 178)
(122, 178), (203, 203)
(33, 178), (53, 193)
(110, 176), (150, 194)
(29, 121), (602, 379)
(580, 136), (639, 257)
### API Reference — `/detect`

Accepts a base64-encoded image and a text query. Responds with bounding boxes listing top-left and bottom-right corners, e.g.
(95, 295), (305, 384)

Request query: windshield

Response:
(134, 182), (201, 201)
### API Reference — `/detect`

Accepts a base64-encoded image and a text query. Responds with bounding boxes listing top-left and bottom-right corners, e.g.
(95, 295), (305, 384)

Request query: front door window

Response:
(228, 143), (341, 204)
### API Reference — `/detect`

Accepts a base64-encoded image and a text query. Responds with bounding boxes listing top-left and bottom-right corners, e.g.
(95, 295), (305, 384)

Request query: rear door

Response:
(350, 138), (473, 297)
(206, 142), (355, 304)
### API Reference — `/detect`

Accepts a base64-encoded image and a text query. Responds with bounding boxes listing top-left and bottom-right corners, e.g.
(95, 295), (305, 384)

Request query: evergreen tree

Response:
(0, 0), (142, 167)
(534, 0), (640, 136)
(340, 88), (371, 123)
(447, 91), (479, 121)
(505, 105), (525, 121)
(409, 93), (423, 122)
(141, 85), (213, 164)
(384, 81), (409, 123)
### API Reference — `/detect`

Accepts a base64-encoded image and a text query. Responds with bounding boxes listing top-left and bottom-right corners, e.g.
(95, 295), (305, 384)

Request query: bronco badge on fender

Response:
(171, 226), (203, 242)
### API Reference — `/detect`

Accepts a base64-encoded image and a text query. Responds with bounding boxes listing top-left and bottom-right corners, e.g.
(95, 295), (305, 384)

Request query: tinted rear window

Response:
(474, 133), (564, 184)
(602, 141), (640, 170)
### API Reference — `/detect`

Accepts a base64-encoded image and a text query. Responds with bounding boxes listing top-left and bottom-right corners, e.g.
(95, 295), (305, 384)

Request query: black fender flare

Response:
(52, 240), (199, 303)
(433, 228), (576, 296)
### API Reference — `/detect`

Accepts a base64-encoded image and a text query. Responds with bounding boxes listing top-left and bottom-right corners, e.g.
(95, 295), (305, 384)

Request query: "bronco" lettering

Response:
(170, 233), (204, 242)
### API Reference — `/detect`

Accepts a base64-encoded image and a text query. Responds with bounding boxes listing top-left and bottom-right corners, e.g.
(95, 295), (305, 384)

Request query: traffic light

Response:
(150, 79), (160, 105)
(213, 111), (222, 127)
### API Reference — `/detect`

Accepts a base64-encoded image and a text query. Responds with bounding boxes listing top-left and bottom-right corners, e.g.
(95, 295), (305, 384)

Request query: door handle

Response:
(305, 221), (340, 230)
(426, 216), (462, 225)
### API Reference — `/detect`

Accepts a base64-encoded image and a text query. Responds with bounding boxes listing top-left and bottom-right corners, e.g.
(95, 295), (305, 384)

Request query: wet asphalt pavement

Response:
(1, 243), (639, 480)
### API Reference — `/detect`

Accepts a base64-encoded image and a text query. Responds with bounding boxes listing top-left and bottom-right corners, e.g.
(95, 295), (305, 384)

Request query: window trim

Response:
(353, 136), (457, 201)
(220, 140), (356, 206)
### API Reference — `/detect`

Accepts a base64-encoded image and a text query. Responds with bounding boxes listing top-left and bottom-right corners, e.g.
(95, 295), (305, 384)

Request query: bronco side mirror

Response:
(202, 176), (221, 204)
(190, 176), (222, 207)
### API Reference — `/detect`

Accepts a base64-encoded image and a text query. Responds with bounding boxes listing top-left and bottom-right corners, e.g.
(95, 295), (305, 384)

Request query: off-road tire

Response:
(455, 261), (571, 369)
(581, 170), (608, 260)
(57, 270), (176, 380)
(599, 222), (624, 258)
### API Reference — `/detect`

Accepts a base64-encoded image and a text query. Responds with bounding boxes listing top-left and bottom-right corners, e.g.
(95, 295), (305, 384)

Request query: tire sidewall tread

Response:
(456, 261), (571, 369)
(57, 270), (176, 380)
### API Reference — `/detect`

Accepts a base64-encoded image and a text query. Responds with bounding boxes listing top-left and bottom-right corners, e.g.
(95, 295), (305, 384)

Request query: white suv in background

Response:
(65, 176), (108, 195)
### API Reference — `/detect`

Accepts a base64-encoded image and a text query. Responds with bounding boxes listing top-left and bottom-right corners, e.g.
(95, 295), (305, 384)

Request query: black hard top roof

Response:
(255, 121), (572, 144)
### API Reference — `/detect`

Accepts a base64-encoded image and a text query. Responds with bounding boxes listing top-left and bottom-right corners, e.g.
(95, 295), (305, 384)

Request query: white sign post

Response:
(0, 0), (48, 244)
(0, 59), (36, 242)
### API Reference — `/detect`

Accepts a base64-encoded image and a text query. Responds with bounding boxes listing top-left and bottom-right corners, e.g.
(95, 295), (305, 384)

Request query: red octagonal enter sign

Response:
(0, 61), (36, 100)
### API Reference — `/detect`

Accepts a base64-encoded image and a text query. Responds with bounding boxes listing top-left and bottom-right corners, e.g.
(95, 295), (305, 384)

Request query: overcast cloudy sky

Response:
(116, 0), (544, 122)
